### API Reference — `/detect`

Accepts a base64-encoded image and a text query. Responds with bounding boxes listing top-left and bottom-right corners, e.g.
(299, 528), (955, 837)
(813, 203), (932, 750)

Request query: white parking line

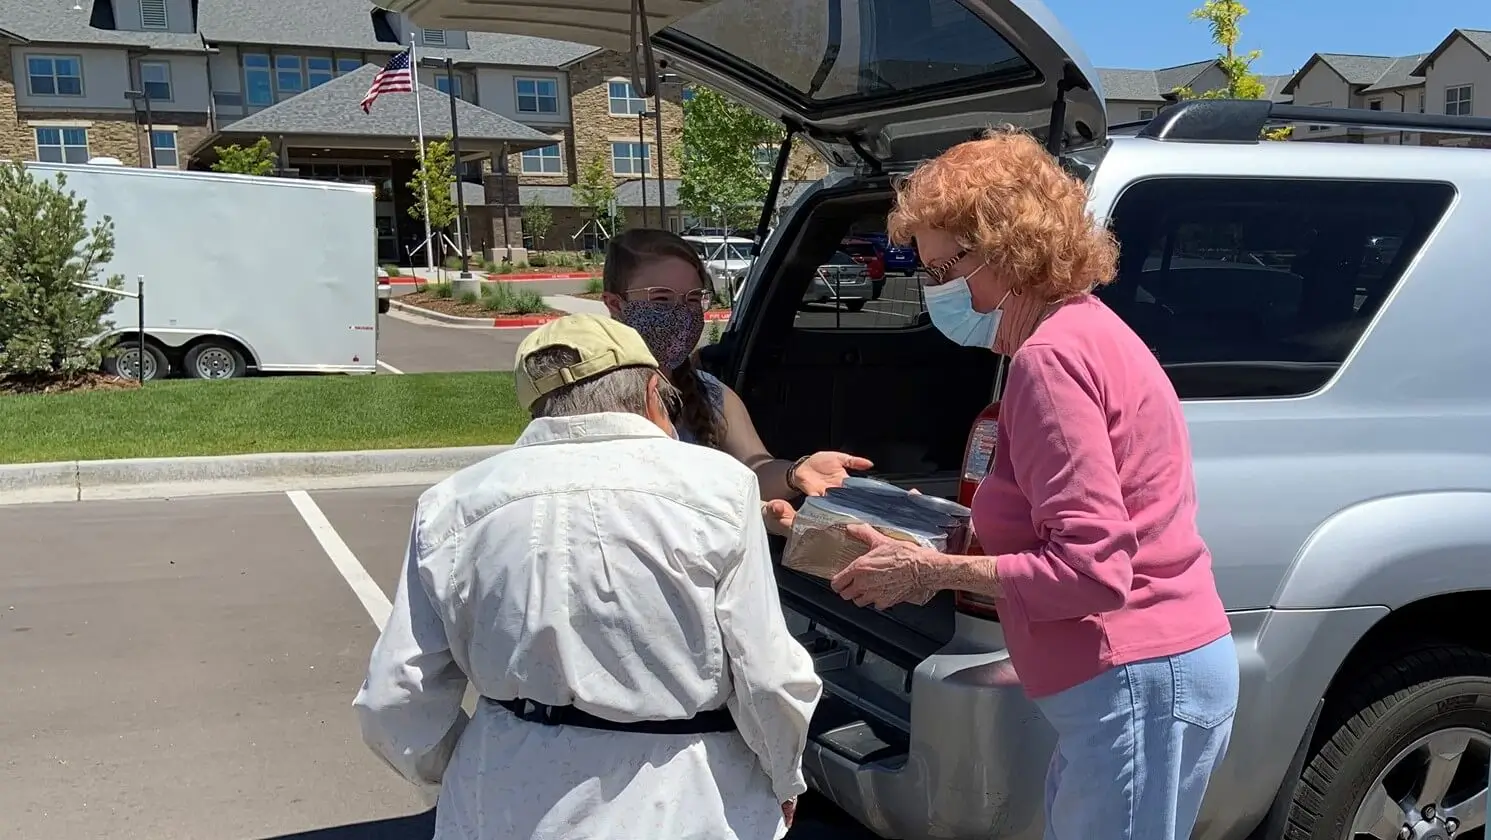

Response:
(376, 360), (405, 374)
(286, 490), (392, 630)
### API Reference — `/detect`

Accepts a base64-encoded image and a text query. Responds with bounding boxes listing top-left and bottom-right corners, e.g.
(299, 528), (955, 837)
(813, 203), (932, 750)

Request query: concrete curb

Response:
(0, 445), (511, 505)
(388, 299), (560, 329)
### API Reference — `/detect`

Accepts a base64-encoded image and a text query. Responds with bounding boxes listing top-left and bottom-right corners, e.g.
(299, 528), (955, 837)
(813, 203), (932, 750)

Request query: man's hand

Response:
(762, 499), (796, 537)
(782, 796), (797, 828)
(831, 524), (941, 610)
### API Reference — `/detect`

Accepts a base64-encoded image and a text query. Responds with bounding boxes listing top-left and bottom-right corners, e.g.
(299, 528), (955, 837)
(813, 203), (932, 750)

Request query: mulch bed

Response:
(0, 372), (141, 396)
(399, 290), (553, 319)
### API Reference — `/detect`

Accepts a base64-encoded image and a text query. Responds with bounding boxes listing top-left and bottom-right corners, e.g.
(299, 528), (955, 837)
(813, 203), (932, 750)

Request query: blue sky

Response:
(1042, 0), (1478, 75)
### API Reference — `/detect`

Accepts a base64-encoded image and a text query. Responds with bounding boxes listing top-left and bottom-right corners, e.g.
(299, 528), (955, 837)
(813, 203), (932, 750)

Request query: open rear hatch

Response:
(374, 0), (1108, 170)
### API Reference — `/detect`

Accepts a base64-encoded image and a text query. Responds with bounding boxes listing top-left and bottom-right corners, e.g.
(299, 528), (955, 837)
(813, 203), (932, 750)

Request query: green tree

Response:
(523, 195), (554, 250)
(573, 152), (618, 237)
(677, 86), (785, 230)
(1173, 0), (1292, 140)
(0, 163), (123, 378)
(407, 137), (458, 231)
(210, 136), (277, 176)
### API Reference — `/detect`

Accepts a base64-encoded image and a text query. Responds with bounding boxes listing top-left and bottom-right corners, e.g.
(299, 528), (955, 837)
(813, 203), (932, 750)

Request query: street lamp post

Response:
(124, 87), (155, 168)
(652, 72), (681, 229)
(637, 109), (651, 226)
(422, 56), (471, 281)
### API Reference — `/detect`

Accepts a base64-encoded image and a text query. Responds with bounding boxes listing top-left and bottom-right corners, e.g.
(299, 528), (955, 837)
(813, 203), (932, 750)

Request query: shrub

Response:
(493, 261), (515, 275)
(527, 252), (550, 268)
(381, 264), (401, 277)
(481, 282), (550, 314)
(584, 276), (604, 295)
(0, 162), (124, 377)
(430, 282), (454, 299)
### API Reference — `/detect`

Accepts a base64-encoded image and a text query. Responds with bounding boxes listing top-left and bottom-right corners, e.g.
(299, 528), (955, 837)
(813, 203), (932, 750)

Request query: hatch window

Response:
(666, 0), (1036, 108)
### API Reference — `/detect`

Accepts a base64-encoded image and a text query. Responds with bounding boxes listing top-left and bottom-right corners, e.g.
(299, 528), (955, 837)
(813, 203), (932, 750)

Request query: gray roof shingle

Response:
(1317, 53), (1401, 85)
(1360, 54), (1429, 93)
(198, 0), (596, 66)
(1097, 60), (1220, 103)
(0, 1), (206, 52)
(216, 65), (555, 145)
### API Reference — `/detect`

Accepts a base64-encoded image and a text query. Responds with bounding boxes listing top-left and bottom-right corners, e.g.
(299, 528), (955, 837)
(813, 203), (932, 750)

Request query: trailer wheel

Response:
(104, 341), (168, 382)
(184, 341), (247, 380)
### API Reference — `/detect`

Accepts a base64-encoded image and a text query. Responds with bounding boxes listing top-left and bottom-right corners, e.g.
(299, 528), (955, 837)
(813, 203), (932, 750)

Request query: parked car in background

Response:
(803, 250), (870, 312)
(683, 234), (755, 299)
(864, 232), (920, 276)
(377, 267), (392, 314)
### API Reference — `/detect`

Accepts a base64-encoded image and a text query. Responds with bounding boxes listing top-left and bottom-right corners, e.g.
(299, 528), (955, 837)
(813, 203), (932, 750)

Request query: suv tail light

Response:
(955, 402), (1002, 620)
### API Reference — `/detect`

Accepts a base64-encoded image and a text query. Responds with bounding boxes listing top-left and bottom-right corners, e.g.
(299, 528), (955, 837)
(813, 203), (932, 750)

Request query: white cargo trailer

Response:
(26, 161), (378, 380)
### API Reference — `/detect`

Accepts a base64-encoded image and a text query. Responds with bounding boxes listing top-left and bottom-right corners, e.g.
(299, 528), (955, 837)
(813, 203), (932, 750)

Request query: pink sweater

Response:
(970, 296), (1230, 698)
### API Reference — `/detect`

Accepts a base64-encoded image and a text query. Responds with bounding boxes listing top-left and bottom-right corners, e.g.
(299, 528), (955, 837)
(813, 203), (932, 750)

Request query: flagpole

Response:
(410, 42), (434, 272)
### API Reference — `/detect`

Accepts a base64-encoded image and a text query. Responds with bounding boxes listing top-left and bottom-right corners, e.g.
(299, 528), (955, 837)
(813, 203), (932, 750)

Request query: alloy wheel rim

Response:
(1350, 726), (1489, 839)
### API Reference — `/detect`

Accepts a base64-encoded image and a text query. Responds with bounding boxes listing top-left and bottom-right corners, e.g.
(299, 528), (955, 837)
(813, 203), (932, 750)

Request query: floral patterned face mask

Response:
(619, 300), (705, 371)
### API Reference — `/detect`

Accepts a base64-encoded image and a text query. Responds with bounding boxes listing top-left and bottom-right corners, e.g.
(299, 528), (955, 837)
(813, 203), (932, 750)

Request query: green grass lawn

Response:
(0, 372), (528, 464)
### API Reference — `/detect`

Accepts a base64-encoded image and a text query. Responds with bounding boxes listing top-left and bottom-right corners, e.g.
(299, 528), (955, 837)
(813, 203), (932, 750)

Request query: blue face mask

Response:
(923, 273), (1011, 348)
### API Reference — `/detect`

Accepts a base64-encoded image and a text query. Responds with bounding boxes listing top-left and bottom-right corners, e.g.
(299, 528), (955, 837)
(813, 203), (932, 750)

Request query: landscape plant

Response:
(210, 136), (278, 176)
(0, 162), (123, 384)
(1173, 0), (1293, 140)
(523, 196), (554, 251)
(407, 137), (459, 261)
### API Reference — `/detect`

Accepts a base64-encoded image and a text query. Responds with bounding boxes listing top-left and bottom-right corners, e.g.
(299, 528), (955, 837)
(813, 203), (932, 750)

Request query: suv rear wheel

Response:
(1285, 645), (1491, 839)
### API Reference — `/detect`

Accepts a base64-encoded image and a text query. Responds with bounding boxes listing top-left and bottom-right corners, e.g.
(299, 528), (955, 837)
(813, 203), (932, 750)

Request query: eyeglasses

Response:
(623, 287), (708, 305)
(923, 249), (971, 286)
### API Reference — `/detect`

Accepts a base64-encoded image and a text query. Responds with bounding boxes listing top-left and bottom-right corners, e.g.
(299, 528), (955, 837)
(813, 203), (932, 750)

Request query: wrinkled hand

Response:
(831, 523), (941, 610)
(762, 499), (796, 537)
(793, 451), (874, 496)
(782, 797), (797, 828)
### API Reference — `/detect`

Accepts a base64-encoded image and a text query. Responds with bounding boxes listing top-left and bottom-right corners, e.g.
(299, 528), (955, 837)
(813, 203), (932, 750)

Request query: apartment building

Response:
(1283, 29), (1491, 146)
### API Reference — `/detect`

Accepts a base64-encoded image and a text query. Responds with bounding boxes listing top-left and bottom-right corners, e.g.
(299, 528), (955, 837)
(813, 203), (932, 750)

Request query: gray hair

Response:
(524, 345), (681, 419)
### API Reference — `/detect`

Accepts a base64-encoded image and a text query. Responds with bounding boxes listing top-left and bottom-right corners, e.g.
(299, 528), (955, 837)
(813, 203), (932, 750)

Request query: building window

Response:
(1417, 91), (1426, 113)
(139, 61), (172, 101)
(34, 127), (89, 164)
(26, 56), (83, 97)
(243, 53), (273, 106)
(307, 57), (334, 88)
(1138, 108), (1156, 121)
(611, 141), (649, 175)
(1308, 101), (1333, 131)
(435, 74), (463, 99)
(516, 77), (559, 114)
(150, 130), (178, 168)
(421, 28), (447, 46)
(275, 55), (304, 96)
(521, 144), (563, 175)
(752, 144), (776, 173)
(1368, 98), (1382, 111)
(139, 0), (168, 29)
(336, 57), (363, 75)
(1446, 85), (1473, 117)
(608, 80), (647, 116)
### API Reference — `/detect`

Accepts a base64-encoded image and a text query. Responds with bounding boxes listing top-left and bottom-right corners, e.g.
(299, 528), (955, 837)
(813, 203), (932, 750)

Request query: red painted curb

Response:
(486, 272), (597, 282)
(490, 314), (563, 328)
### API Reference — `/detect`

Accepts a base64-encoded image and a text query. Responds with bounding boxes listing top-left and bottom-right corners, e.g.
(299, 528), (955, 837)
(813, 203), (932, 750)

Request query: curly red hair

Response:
(888, 128), (1118, 301)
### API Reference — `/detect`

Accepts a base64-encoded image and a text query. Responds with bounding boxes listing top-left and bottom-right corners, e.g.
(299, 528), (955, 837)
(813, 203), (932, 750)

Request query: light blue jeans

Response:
(1032, 635), (1239, 840)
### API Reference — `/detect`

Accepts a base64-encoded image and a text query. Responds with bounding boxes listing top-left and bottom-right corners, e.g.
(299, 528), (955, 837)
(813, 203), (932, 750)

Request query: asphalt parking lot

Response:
(375, 311), (528, 374)
(794, 273), (926, 331)
(0, 487), (874, 840)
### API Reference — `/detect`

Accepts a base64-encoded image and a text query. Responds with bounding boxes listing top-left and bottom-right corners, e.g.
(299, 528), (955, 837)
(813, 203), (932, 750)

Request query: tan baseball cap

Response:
(513, 314), (660, 411)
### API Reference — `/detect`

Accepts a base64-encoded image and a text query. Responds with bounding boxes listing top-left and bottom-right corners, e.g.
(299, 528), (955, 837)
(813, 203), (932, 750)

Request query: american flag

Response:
(360, 48), (414, 113)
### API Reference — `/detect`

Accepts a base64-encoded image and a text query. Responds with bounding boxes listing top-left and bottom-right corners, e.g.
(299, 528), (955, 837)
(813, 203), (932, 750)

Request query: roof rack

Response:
(1137, 99), (1491, 144)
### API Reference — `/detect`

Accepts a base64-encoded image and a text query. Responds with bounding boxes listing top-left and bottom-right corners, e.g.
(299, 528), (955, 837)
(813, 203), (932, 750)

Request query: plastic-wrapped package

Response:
(782, 477), (971, 580)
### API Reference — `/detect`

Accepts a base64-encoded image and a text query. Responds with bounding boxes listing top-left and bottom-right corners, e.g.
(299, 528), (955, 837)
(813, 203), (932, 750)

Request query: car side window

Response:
(1100, 178), (1454, 399)
(792, 224), (927, 332)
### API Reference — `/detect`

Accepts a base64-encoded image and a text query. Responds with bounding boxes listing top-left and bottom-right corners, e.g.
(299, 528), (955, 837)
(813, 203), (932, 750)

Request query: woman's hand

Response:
(831, 524), (941, 610)
(762, 500), (796, 537)
(781, 796), (797, 828)
(792, 451), (874, 496)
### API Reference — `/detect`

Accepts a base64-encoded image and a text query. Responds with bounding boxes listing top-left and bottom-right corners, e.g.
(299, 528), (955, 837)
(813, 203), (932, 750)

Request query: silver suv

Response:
(384, 1), (1491, 838)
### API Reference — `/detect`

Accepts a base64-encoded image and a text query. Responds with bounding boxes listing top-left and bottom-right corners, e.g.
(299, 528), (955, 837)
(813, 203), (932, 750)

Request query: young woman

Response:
(602, 228), (870, 526)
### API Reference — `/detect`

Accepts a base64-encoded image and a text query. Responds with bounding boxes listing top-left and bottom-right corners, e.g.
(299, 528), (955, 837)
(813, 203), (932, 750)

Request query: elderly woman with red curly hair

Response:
(830, 129), (1239, 840)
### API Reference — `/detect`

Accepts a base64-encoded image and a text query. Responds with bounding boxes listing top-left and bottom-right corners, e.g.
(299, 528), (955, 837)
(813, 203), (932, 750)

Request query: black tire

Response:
(1283, 644), (1491, 840)
(871, 280), (886, 300)
(103, 340), (168, 382)
(183, 341), (248, 380)
(844, 300), (867, 313)
(378, 297), (391, 314)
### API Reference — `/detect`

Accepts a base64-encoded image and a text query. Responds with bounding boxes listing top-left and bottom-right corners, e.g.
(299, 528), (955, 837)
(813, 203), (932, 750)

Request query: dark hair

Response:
(603, 228), (726, 449)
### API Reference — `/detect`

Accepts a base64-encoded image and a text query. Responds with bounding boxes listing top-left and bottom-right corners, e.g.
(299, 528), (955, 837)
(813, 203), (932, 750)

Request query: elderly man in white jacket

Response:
(354, 314), (822, 840)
